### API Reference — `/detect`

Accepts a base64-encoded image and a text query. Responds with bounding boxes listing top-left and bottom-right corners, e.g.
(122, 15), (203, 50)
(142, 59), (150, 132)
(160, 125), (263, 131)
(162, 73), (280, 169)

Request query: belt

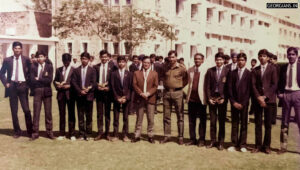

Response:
(11, 81), (26, 85)
(165, 87), (182, 92)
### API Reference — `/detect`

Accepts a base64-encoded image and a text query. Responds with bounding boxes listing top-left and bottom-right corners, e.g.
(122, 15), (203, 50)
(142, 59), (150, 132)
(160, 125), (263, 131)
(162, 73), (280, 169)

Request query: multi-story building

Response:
(1, 0), (300, 68)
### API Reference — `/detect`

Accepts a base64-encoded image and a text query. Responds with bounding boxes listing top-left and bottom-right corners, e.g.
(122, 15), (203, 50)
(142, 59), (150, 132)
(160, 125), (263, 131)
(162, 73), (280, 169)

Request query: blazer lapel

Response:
(297, 63), (300, 85)
(21, 56), (26, 74)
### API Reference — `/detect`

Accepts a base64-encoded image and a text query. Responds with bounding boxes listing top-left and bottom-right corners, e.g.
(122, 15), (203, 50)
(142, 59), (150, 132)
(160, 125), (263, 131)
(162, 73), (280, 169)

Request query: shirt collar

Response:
(261, 63), (268, 68)
(216, 65), (224, 70)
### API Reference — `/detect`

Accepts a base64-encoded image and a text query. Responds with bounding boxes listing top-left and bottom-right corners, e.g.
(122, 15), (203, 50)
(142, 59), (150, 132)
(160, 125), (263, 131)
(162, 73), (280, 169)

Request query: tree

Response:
(52, 0), (177, 54)
(17, 0), (51, 12)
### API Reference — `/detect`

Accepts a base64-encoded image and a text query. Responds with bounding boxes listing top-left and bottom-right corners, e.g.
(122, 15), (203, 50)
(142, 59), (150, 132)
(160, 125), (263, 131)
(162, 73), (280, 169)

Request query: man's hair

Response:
(258, 49), (269, 56)
(99, 50), (108, 56)
(237, 53), (247, 61)
(215, 52), (225, 60)
(80, 52), (90, 59)
(224, 54), (230, 60)
(142, 56), (150, 61)
(117, 55), (126, 62)
(35, 51), (46, 58)
(230, 53), (238, 58)
(150, 54), (156, 59)
(194, 53), (204, 59)
(132, 55), (138, 60)
(179, 58), (184, 61)
(62, 53), (72, 62)
(287, 47), (298, 56)
(12, 41), (22, 49)
(168, 50), (177, 57)
(251, 58), (257, 63)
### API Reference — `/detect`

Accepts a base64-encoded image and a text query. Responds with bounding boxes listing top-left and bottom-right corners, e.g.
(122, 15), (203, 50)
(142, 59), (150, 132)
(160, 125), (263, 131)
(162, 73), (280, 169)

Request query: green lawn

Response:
(0, 87), (299, 170)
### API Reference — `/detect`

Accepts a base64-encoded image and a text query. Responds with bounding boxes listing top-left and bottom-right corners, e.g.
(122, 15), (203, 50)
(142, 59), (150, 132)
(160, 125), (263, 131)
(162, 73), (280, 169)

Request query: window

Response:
(206, 47), (212, 59)
(155, 44), (160, 54)
(218, 11), (224, 23)
(104, 43), (108, 51)
(250, 20), (254, 28)
(231, 14), (236, 25)
(218, 48), (223, 53)
(240, 17), (245, 27)
(67, 42), (72, 54)
(176, 0), (184, 16)
(190, 45), (197, 59)
(124, 42), (131, 54)
(191, 4), (198, 19)
(126, 0), (131, 5)
(175, 29), (180, 36)
(191, 31), (195, 37)
(207, 8), (213, 22)
(83, 43), (88, 52)
(258, 21), (263, 25)
(113, 43), (119, 54)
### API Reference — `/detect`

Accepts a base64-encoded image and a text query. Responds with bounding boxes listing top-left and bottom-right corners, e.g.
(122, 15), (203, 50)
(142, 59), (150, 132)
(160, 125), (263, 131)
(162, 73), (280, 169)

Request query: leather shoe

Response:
(206, 142), (216, 148)
(13, 134), (21, 139)
(185, 140), (197, 146)
(47, 134), (55, 140)
(251, 148), (260, 153)
(277, 149), (287, 155)
(178, 137), (184, 145)
(131, 137), (140, 143)
(197, 141), (205, 147)
(30, 136), (39, 141)
(160, 137), (170, 144)
(265, 148), (271, 154)
(148, 138), (155, 144)
(218, 144), (224, 151)
(94, 134), (103, 141)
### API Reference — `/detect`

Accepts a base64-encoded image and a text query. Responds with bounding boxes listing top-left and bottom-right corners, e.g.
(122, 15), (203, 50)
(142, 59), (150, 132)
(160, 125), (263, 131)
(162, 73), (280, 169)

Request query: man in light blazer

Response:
(0, 41), (33, 138)
(131, 56), (158, 144)
(54, 53), (76, 141)
(251, 49), (278, 154)
(186, 53), (208, 147)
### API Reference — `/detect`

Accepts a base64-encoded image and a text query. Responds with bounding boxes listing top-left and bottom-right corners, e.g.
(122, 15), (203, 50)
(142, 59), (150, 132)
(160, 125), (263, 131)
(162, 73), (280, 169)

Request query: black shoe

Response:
(30, 136), (39, 141)
(264, 148), (271, 154)
(178, 137), (184, 145)
(197, 141), (205, 147)
(277, 149), (287, 155)
(148, 138), (155, 144)
(218, 144), (224, 151)
(251, 148), (260, 153)
(185, 139), (197, 146)
(94, 134), (103, 141)
(47, 134), (55, 140)
(131, 137), (141, 143)
(13, 134), (21, 139)
(206, 142), (216, 148)
(160, 137), (170, 144)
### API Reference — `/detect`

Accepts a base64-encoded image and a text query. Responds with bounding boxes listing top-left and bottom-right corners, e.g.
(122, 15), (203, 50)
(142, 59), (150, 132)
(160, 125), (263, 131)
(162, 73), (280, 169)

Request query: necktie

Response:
(261, 66), (265, 77)
(63, 67), (67, 81)
(238, 69), (242, 80)
(121, 71), (124, 87)
(15, 57), (19, 81)
(39, 64), (44, 80)
(102, 64), (106, 83)
(195, 67), (198, 73)
(288, 65), (293, 88)
(82, 67), (86, 88)
(217, 68), (221, 80)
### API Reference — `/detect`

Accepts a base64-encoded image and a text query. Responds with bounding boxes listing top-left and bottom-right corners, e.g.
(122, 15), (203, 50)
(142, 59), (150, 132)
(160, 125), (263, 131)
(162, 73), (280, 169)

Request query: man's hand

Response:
(103, 87), (109, 91)
(140, 93), (148, 100)
(233, 102), (243, 110)
(98, 86), (104, 91)
(278, 93), (284, 98)
(35, 77), (38, 80)
(257, 96), (266, 103)
(117, 98), (123, 103)
(217, 98), (224, 104)
(80, 90), (87, 96)
(6, 83), (10, 88)
(209, 99), (216, 105)
(62, 84), (70, 89)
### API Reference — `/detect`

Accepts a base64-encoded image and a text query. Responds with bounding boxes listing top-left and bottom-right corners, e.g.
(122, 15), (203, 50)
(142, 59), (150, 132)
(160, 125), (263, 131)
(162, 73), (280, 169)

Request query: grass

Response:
(0, 86), (299, 170)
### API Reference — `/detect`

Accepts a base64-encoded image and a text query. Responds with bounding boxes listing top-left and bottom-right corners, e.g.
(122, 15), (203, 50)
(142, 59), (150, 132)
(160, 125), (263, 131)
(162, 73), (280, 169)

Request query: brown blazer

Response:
(133, 70), (158, 104)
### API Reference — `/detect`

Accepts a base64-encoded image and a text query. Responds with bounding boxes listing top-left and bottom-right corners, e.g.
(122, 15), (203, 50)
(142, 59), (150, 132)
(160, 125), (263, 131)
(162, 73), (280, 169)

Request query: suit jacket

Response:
(153, 62), (163, 82)
(71, 65), (96, 101)
(0, 55), (31, 97)
(53, 66), (74, 100)
(30, 62), (53, 97)
(228, 68), (251, 106)
(225, 63), (237, 72)
(252, 64), (278, 103)
(93, 62), (115, 101)
(186, 65), (208, 105)
(129, 63), (140, 73)
(133, 70), (158, 104)
(278, 62), (300, 94)
(110, 69), (132, 102)
(205, 65), (230, 100)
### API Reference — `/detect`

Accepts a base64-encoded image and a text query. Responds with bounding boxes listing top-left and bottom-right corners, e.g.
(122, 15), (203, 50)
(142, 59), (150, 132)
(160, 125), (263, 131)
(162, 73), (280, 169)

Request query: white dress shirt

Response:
(62, 65), (71, 82)
(38, 63), (45, 79)
(99, 63), (108, 83)
(260, 63), (268, 77)
(238, 67), (245, 80)
(285, 62), (300, 91)
(81, 65), (88, 87)
(11, 56), (25, 82)
(231, 63), (237, 71)
(143, 68), (150, 93)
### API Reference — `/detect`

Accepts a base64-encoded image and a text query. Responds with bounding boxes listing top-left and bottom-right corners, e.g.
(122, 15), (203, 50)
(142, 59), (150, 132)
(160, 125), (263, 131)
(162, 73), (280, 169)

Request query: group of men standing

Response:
(1, 41), (299, 155)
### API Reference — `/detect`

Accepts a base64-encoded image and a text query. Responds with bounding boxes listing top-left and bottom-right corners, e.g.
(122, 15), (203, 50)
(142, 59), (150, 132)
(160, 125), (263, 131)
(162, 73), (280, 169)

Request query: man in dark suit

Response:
(277, 47), (300, 154)
(110, 56), (132, 142)
(128, 55), (141, 115)
(251, 49), (278, 154)
(54, 53), (76, 141)
(227, 53), (251, 153)
(0, 41), (33, 138)
(269, 53), (280, 125)
(94, 50), (116, 141)
(131, 56), (158, 143)
(71, 52), (96, 140)
(30, 51), (54, 140)
(205, 52), (230, 150)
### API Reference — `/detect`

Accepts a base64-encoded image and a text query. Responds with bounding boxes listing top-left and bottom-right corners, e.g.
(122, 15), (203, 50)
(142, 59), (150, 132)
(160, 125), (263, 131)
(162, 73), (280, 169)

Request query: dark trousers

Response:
(96, 98), (111, 135)
(76, 97), (93, 137)
(32, 88), (53, 137)
(163, 90), (184, 137)
(188, 101), (207, 142)
(113, 102), (129, 137)
(58, 95), (76, 136)
(254, 103), (273, 149)
(129, 91), (137, 114)
(209, 102), (226, 144)
(9, 82), (32, 135)
(270, 103), (277, 124)
(280, 91), (300, 150)
(231, 104), (248, 147)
